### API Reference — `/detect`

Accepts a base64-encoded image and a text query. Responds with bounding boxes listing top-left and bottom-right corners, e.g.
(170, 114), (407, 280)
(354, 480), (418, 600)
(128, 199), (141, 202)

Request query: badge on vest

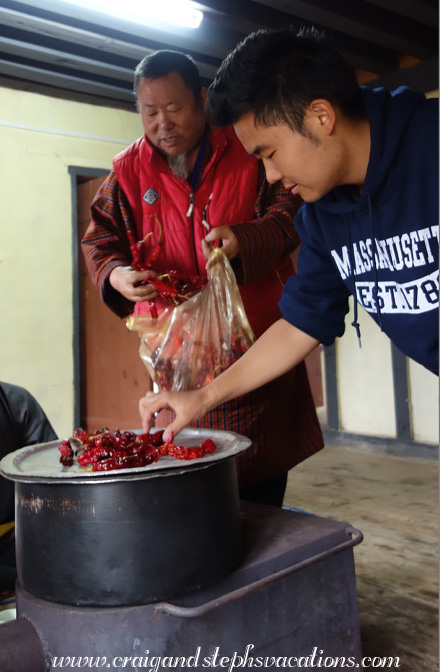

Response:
(143, 188), (159, 205)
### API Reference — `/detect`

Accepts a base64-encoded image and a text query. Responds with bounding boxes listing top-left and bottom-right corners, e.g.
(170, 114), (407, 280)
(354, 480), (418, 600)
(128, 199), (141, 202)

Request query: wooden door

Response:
(77, 177), (151, 431)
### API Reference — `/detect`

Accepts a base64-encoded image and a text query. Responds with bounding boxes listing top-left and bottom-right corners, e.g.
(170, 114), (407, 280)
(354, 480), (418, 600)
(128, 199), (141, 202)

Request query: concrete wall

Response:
(336, 299), (438, 444)
(0, 86), (140, 437)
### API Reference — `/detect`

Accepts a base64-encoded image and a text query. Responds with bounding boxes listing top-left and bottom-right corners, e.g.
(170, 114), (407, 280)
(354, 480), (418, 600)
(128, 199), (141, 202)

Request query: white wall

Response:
(336, 299), (438, 444)
(0, 86), (140, 437)
(408, 359), (439, 443)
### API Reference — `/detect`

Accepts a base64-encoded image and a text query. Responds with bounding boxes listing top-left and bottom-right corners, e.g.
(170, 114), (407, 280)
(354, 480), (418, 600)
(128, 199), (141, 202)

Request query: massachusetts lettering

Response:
(330, 226), (439, 315)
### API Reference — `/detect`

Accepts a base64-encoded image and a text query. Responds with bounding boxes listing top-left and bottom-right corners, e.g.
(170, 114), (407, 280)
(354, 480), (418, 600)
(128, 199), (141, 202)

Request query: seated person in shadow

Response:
(0, 382), (57, 596)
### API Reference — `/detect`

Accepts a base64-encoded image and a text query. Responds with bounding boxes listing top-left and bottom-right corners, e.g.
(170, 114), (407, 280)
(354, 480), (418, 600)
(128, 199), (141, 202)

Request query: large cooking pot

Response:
(0, 428), (251, 607)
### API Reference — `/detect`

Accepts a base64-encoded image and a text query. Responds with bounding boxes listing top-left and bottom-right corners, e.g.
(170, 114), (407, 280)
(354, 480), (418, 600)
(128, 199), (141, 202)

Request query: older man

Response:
(82, 50), (323, 507)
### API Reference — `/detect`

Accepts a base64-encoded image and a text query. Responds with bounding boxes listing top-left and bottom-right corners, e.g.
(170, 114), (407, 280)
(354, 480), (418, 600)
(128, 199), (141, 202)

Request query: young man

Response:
(82, 50), (323, 507)
(139, 28), (438, 439)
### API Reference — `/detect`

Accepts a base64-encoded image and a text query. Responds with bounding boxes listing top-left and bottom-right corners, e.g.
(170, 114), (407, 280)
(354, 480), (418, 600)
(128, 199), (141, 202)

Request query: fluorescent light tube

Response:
(57, 0), (203, 29)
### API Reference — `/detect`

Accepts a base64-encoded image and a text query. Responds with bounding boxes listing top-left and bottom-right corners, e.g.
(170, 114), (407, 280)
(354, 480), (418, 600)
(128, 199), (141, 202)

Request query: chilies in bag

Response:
(127, 247), (255, 391)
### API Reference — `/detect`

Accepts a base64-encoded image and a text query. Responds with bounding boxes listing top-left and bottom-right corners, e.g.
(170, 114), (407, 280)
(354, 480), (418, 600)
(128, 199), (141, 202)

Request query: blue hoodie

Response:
(280, 86), (439, 375)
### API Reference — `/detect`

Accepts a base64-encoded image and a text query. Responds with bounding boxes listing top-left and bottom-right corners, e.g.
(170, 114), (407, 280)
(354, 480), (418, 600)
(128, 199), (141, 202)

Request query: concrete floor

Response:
(284, 439), (438, 671)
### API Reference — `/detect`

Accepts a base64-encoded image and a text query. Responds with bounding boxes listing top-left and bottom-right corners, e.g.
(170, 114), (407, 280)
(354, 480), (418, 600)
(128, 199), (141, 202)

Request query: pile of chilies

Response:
(58, 428), (217, 472)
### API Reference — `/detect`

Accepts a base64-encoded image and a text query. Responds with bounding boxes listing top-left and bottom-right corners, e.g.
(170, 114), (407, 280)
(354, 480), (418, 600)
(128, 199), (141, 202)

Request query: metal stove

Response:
(0, 502), (363, 671)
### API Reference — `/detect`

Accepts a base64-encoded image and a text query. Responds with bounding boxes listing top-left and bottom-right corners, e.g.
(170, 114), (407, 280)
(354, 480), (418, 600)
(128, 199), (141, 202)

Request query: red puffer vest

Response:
(113, 127), (285, 337)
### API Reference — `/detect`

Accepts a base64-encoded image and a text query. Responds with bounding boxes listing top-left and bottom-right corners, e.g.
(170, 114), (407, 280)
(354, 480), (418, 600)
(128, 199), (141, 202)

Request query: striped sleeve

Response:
(81, 171), (136, 318)
(231, 162), (302, 285)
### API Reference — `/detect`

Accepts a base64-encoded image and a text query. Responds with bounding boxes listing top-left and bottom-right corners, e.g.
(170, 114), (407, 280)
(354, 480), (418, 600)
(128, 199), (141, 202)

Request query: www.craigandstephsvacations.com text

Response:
(51, 645), (401, 669)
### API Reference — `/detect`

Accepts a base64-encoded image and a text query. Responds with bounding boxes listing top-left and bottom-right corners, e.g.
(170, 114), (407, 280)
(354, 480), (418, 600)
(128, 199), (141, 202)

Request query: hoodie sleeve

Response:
(279, 207), (351, 345)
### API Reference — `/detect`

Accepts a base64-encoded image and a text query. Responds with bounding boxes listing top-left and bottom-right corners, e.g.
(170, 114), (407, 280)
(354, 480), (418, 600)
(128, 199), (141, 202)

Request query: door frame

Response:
(69, 166), (110, 428)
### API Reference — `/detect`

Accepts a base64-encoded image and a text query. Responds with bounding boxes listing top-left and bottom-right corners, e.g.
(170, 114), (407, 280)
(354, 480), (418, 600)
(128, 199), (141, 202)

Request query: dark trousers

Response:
(239, 472), (288, 508)
(0, 531), (16, 593)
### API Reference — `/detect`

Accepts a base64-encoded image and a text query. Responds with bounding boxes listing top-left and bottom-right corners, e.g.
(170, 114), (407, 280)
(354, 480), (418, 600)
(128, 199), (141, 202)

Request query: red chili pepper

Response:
(127, 230), (144, 270)
(77, 447), (117, 466)
(72, 427), (87, 444)
(166, 270), (205, 292)
(128, 218), (205, 312)
(58, 440), (74, 466)
(166, 445), (192, 460)
(148, 300), (158, 318)
(126, 218), (207, 318)
(92, 458), (120, 471)
(138, 430), (164, 447)
(167, 438), (217, 461)
(200, 438), (217, 454)
(144, 243), (162, 268)
(149, 277), (179, 300)
(93, 452), (158, 471)
(128, 216), (163, 273)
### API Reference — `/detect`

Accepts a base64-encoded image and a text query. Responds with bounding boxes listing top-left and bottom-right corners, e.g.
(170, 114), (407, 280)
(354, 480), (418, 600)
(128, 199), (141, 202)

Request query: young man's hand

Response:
(139, 388), (212, 440)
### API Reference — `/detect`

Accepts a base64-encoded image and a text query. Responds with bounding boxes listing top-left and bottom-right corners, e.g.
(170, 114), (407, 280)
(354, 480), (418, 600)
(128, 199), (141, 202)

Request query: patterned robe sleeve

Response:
(81, 171), (137, 318)
(230, 162), (302, 285)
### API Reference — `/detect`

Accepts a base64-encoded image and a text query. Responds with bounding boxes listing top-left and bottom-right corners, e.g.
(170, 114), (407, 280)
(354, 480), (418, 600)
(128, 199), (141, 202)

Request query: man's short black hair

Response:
(134, 50), (202, 99)
(207, 26), (365, 133)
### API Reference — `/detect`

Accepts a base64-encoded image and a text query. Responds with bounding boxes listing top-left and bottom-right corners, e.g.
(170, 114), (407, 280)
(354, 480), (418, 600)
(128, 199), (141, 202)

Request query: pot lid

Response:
(0, 428), (251, 484)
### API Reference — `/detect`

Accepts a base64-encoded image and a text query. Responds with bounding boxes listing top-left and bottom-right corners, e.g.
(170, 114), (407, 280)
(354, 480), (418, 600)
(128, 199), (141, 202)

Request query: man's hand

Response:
(202, 226), (240, 268)
(109, 266), (158, 303)
(139, 389), (211, 440)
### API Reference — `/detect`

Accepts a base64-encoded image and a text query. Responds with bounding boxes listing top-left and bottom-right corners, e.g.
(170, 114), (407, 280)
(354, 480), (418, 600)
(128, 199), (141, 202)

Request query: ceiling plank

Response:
(361, 0), (438, 27)
(3, 0), (239, 61)
(251, 0), (438, 58)
(3, 0), (400, 73)
(0, 0), (437, 108)
(0, 36), (134, 81)
(0, 58), (134, 100)
(0, 6), (220, 80)
(198, 0), (399, 72)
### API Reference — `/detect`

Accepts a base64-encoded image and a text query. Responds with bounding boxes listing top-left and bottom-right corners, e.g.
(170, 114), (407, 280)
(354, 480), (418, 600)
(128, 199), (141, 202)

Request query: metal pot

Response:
(1, 429), (250, 607)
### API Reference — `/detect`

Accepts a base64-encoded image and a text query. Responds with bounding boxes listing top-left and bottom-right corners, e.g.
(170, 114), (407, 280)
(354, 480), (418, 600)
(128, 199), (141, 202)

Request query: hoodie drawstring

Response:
(351, 301), (362, 348)
(347, 217), (362, 348)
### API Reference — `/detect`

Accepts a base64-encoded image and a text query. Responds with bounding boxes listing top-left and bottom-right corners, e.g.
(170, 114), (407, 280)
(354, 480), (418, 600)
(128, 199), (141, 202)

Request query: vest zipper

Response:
(186, 193), (194, 217)
(202, 193), (213, 232)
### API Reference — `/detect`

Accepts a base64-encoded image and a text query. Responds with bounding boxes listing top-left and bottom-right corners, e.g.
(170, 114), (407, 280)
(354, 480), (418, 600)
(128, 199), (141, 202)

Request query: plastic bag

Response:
(127, 247), (255, 391)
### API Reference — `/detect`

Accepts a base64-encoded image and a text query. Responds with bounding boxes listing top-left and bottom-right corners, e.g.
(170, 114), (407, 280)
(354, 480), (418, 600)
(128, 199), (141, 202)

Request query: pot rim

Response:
(0, 428), (251, 485)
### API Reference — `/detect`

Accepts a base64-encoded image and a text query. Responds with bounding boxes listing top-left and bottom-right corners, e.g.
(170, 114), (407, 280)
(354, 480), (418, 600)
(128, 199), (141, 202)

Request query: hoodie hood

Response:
(319, 86), (427, 215)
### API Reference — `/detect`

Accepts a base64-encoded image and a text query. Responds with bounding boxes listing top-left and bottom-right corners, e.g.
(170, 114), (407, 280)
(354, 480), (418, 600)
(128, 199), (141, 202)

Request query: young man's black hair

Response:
(207, 27), (366, 134)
